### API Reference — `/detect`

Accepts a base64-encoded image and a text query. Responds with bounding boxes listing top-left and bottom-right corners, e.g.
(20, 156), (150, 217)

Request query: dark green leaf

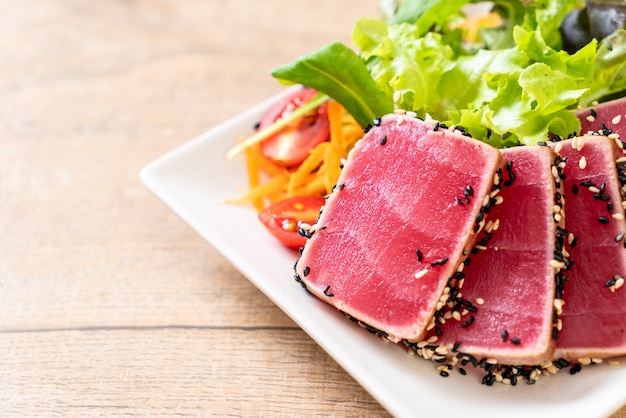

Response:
(271, 41), (394, 127)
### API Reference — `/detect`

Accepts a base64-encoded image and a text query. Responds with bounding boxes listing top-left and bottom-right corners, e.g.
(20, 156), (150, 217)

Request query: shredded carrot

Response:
(454, 12), (503, 43)
(232, 100), (363, 211)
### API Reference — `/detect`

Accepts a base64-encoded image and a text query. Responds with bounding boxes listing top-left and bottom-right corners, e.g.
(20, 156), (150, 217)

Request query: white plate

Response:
(141, 89), (626, 418)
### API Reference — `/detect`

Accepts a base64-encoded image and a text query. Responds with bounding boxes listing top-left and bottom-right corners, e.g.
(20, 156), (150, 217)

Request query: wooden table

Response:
(1, 1), (624, 416)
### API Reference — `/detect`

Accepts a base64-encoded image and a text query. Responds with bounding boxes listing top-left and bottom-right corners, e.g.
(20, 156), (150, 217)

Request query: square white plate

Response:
(141, 89), (626, 418)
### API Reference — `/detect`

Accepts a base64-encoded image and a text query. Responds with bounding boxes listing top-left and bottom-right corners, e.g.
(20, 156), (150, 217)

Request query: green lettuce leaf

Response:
(582, 30), (626, 105)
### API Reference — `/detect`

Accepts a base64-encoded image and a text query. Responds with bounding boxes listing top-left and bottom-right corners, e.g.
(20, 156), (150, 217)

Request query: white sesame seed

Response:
(553, 205), (562, 213)
(579, 156), (587, 169)
(592, 358), (603, 364)
(475, 245), (487, 251)
(550, 260), (565, 270)
(609, 133), (621, 139)
(393, 91), (401, 103)
(414, 269), (429, 279)
(617, 157), (626, 163)
(406, 110), (417, 118)
(427, 335), (438, 343)
(586, 115), (595, 122)
(435, 346), (448, 355)
(546, 364), (558, 374)
(622, 201), (626, 210)
(588, 186), (600, 193)
(552, 165), (559, 178)
(452, 311), (461, 321)
(393, 108), (406, 115)
(616, 137), (624, 149)
(494, 196), (504, 205)
(397, 115), (405, 126)
(553, 298), (564, 313)
(557, 318), (563, 331)
(492, 219), (500, 231)
(613, 213), (625, 220)
(615, 277), (624, 290)
(571, 137), (579, 149)
(609, 360), (621, 366)
(554, 213), (562, 223)
(486, 358), (498, 365)
(613, 114), (622, 125)
(576, 136), (586, 151)
(554, 141), (563, 153)
(475, 297), (485, 305)
(578, 357), (592, 366)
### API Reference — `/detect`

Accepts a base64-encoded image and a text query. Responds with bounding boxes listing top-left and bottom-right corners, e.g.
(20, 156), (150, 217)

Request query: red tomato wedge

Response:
(258, 196), (325, 250)
(259, 88), (330, 167)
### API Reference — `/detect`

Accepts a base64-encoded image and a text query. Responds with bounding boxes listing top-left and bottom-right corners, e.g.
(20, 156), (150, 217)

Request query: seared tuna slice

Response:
(552, 135), (626, 361)
(429, 146), (566, 365)
(576, 96), (626, 139)
(294, 113), (504, 343)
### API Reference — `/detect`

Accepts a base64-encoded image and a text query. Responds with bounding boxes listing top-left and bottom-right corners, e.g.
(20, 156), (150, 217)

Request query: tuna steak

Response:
(576, 96), (626, 139)
(428, 146), (566, 365)
(552, 135), (626, 361)
(294, 113), (504, 343)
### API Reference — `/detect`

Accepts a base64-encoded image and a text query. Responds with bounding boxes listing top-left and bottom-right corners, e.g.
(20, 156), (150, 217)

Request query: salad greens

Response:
(270, 0), (626, 147)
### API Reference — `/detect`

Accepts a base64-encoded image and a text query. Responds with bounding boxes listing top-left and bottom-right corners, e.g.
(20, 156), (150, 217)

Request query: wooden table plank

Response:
(1, 0), (625, 416)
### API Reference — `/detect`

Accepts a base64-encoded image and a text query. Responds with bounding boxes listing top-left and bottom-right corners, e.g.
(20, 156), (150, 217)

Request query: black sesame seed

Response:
(380, 135), (387, 146)
(303, 266), (310, 277)
(461, 315), (475, 328)
(416, 249), (423, 262)
(459, 368), (467, 375)
(552, 327), (559, 340)
(510, 337), (521, 345)
(431, 257), (449, 267)
(433, 121), (441, 131)
(609, 202), (615, 213)
(440, 371), (450, 377)
(616, 232), (625, 242)
(606, 278), (617, 287)
(590, 108), (597, 117)
(464, 185), (474, 197)
(570, 364), (582, 375)
(597, 216), (609, 224)
(373, 117), (381, 126)
(452, 341), (462, 352)
(501, 330), (509, 341)
(455, 196), (465, 205)
(323, 285), (334, 297)
(572, 184), (579, 195)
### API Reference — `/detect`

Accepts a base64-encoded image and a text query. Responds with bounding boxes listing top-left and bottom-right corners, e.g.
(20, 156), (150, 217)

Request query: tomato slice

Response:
(258, 196), (325, 250)
(259, 88), (330, 167)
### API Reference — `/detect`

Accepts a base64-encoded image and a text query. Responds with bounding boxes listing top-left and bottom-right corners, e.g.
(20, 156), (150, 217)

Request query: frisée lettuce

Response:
(271, 0), (626, 147)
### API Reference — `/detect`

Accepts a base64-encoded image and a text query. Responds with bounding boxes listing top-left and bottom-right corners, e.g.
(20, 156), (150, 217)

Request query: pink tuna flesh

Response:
(576, 96), (626, 139)
(294, 114), (504, 342)
(432, 146), (563, 365)
(553, 135), (626, 360)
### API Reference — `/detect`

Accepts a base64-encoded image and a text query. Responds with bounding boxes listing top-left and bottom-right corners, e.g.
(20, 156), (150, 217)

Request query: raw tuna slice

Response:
(576, 96), (626, 139)
(552, 135), (626, 361)
(294, 113), (504, 343)
(427, 146), (567, 366)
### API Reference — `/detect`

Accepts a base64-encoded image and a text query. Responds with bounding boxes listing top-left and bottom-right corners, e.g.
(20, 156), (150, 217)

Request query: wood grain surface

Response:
(1, 1), (624, 416)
